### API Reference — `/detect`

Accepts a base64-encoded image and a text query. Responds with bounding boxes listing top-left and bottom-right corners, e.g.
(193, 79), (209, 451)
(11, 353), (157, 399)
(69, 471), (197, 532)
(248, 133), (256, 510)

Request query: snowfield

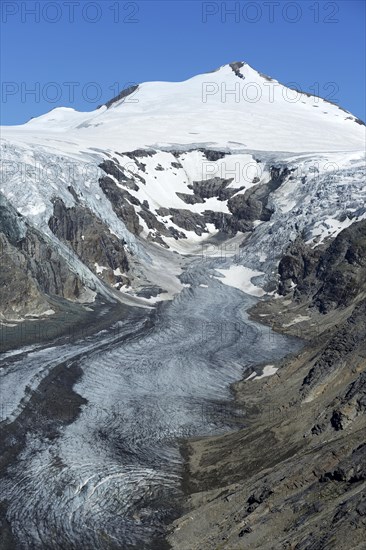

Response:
(2, 63), (364, 153)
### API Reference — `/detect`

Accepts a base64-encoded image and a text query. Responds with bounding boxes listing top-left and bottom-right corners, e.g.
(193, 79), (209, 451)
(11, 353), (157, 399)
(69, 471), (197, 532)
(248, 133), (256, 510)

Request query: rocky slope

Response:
(0, 194), (93, 320)
(278, 219), (366, 312)
(168, 220), (366, 550)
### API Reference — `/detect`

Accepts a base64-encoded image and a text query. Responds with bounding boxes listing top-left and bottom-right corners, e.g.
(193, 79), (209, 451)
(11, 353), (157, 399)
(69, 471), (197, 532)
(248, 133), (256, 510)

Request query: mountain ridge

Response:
(3, 62), (364, 153)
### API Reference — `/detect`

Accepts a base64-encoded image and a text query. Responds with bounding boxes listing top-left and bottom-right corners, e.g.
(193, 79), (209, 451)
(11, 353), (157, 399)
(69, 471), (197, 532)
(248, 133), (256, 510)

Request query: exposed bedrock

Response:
(0, 194), (90, 318)
(278, 219), (366, 312)
(48, 197), (130, 287)
(99, 159), (139, 190)
(190, 177), (241, 201)
(228, 165), (293, 222)
(156, 207), (209, 236)
(99, 175), (142, 236)
(301, 299), (366, 398)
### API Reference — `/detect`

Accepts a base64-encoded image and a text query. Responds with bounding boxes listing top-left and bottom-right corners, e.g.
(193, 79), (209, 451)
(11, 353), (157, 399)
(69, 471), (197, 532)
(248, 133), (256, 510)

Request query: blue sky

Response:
(1, 0), (365, 125)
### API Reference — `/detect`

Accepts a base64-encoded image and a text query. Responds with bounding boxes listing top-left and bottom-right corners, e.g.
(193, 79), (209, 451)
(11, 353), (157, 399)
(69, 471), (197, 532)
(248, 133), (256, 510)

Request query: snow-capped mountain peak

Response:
(4, 62), (364, 154)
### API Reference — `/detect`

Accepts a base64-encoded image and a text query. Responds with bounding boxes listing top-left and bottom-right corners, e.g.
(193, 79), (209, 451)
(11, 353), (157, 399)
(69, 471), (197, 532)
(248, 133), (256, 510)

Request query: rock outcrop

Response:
(228, 165), (293, 222)
(278, 219), (366, 313)
(0, 194), (90, 319)
(48, 197), (130, 288)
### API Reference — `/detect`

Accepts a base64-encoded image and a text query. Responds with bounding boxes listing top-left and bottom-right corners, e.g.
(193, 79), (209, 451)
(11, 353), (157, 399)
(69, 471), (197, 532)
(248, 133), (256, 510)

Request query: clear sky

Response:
(0, 0), (365, 125)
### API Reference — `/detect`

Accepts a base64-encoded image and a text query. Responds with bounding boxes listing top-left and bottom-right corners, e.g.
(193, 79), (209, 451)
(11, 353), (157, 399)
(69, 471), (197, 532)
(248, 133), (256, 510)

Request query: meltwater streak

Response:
(0, 258), (301, 549)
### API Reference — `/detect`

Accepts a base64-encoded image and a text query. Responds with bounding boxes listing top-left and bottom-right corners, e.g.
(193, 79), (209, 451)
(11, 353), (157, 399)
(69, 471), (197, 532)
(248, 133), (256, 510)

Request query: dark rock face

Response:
(175, 193), (205, 205)
(99, 175), (142, 235)
(19, 229), (86, 300)
(99, 160), (139, 190)
(156, 208), (208, 236)
(172, 148), (228, 162)
(278, 219), (366, 313)
(203, 210), (251, 234)
(103, 84), (139, 109)
(0, 194), (89, 318)
(278, 238), (319, 295)
(229, 61), (245, 79)
(344, 371), (366, 413)
(200, 149), (227, 161)
(332, 491), (366, 524)
(246, 486), (273, 513)
(132, 163), (294, 241)
(238, 526), (252, 537)
(0, 193), (25, 245)
(0, 234), (50, 317)
(287, 488), (366, 550)
(228, 193), (263, 221)
(48, 198), (129, 285)
(330, 409), (345, 431)
(124, 149), (156, 159)
(302, 300), (366, 394)
(314, 220), (366, 312)
(99, 158), (196, 242)
(123, 149), (156, 174)
(326, 362), (366, 431)
(138, 208), (184, 240)
(176, 177), (241, 206)
(321, 444), (366, 482)
(152, 164), (293, 239)
(228, 165), (292, 222)
(191, 177), (241, 201)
